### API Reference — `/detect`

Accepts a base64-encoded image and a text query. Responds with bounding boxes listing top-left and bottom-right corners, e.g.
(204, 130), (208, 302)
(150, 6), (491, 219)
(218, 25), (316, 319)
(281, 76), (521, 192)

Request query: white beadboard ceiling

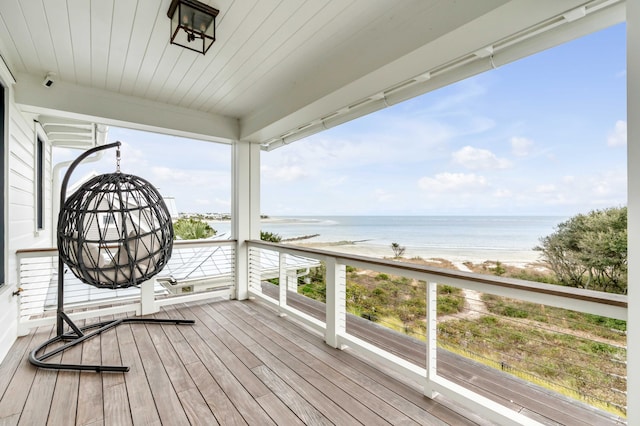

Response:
(0, 0), (624, 145)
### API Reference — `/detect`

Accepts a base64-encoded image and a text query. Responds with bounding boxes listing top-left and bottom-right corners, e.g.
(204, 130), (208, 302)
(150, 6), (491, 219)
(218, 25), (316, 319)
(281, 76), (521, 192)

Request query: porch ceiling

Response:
(0, 0), (624, 146)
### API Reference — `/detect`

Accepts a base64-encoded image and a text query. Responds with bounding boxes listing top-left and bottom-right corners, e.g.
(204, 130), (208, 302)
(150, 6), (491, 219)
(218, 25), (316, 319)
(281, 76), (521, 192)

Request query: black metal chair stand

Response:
(28, 141), (194, 372)
(29, 314), (194, 372)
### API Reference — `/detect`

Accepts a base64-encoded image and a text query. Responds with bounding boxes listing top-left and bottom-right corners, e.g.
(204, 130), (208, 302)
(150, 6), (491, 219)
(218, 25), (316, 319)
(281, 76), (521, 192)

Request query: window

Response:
(36, 136), (44, 230)
(101, 213), (116, 228)
(1, 83), (5, 287)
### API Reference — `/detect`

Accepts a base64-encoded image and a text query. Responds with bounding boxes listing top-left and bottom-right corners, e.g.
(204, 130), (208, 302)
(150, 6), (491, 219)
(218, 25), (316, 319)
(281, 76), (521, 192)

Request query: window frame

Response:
(34, 122), (46, 234)
(0, 82), (5, 288)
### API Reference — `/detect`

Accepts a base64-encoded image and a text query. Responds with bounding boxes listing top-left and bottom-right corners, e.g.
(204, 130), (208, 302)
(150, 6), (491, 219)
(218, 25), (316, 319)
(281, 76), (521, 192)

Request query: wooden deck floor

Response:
(0, 296), (625, 425)
(262, 285), (625, 426)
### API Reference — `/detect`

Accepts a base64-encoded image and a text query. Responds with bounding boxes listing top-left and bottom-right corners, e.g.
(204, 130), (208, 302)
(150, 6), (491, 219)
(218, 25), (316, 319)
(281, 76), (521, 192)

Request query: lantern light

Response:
(167, 0), (219, 54)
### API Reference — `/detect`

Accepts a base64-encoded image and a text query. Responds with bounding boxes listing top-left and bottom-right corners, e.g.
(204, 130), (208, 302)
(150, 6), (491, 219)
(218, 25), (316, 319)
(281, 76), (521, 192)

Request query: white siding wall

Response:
(0, 79), (53, 362)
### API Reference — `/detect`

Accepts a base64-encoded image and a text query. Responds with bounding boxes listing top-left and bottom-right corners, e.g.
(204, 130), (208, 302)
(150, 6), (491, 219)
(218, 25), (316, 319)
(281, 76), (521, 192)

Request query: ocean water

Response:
(209, 216), (566, 263)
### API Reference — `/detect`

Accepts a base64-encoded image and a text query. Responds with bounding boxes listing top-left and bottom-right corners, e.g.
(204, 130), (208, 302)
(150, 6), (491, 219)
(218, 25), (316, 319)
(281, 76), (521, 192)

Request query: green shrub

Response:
(583, 313), (627, 332)
(437, 295), (463, 315)
(173, 218), (216, 240)
(499, 305), (529, 318)
(439, 285), (460, 295)
(260, 231), (282, 242)
(480, 316), (498, 326)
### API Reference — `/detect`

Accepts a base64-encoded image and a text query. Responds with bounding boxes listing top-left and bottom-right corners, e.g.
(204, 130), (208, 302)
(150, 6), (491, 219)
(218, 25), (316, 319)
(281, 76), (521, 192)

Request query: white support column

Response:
(627, 3), (638, 422)
(325, 257), (346, 348)
(278, 252), (287, 312)
(140, 278), (159, 315)
(232, 141), (261, 300)
(425, 281), (439, 398)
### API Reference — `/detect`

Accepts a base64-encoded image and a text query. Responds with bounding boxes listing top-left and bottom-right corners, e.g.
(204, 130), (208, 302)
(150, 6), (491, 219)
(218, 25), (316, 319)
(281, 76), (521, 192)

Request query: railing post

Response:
(425, 281), (438, 398)
(278, 252), (287, 313)
(140, 278), (159, 315)
(15, 253), (29, 337)
(286, 269), (298, 292)
(628, 0), (640, 421)
(325, 257), (346, 349)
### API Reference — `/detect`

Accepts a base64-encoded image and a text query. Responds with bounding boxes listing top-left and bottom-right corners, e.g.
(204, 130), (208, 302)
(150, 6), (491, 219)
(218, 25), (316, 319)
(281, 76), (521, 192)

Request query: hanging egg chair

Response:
(29, 141), (193, 373)
(57, 172), (174, 289)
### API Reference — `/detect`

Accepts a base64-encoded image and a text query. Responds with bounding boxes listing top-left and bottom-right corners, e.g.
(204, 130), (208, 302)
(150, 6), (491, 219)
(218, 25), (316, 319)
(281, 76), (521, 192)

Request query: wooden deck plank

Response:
(184, 361), (247, 426)
(191, 301), (372, 426)
(100, 314), (133, 426)
(168, 313), (276, 426)
(18, 369), (56, 426)
(254, 390), (307, 426)
(144, 317), (222, 424)
(156, 308), (202, 366)
(145, 319), (198, 394)
(0, 298), (625, 426)
(177, 306), (263, 370)
(261, 284), (624, 426)
(158, 305), (247, 425)
(253, 299), (495, 426)
(129, 322), (191, 426)
(216, 300), (425, 426)
(242, 301), (462, 425)
(46, 324), (84, 426)
(252, 365), (331, 425)
(0, 327), (53, 424)
(103, 382), (132, 426)
(178, 305), (271, 399)
(237, 299), (474, 426)
(116, 322), (162, 426)
(0, 328), (36, 399)
(76, 327), (104, 425)
(0, 334), (32, 426)
(176, 387), (220, 426)
(203, 305), (406, 424)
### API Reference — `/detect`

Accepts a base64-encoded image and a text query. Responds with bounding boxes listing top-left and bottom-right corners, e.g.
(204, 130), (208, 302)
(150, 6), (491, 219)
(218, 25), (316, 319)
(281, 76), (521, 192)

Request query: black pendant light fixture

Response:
(168, 0), (219, 54)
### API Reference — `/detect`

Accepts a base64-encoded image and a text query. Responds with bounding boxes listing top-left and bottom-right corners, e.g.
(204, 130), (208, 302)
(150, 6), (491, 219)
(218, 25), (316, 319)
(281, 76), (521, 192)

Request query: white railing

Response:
(16, 239), (236, 334)
(246, 240), (627, 426)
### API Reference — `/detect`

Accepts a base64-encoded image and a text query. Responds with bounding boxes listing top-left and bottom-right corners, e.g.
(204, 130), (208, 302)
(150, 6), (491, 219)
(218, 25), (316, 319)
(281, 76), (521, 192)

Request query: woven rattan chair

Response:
(29, 142), (194, 372)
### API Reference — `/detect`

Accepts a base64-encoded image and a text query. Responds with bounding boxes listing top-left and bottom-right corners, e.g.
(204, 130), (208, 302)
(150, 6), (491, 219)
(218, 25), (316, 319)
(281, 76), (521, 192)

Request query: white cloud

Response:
(493, 189), (512, 198)
(374, 189), (394, 202)
(150, 166), (189, 181)
(149, 166), (230, 196)
(528, 170), (626, 209)
(535, 184), (557, 193)
(452, 146), (511, 170)
(607, 120), (627, 147)
(510, 137), (534, 157)
(320, 175), (348, 188)
(418, 172), (487, 192)
(261, 164), (308, 181)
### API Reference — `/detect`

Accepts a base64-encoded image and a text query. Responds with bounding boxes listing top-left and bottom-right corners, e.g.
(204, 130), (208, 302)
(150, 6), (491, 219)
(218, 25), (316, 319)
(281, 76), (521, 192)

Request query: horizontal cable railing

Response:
(246, 240), (627, 426)
(16, 239), (236, 331)
(437, 289), (626, 415)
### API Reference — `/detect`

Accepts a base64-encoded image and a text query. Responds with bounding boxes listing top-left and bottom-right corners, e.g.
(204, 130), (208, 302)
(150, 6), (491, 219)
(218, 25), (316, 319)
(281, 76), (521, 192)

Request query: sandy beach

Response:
(290, 240), (543, 268)
(206, 216), (549, 269)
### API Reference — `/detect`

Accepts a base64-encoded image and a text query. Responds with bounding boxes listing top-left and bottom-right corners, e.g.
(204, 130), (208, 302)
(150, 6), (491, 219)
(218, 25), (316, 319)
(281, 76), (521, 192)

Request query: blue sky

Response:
(55, 23), (627, 216)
